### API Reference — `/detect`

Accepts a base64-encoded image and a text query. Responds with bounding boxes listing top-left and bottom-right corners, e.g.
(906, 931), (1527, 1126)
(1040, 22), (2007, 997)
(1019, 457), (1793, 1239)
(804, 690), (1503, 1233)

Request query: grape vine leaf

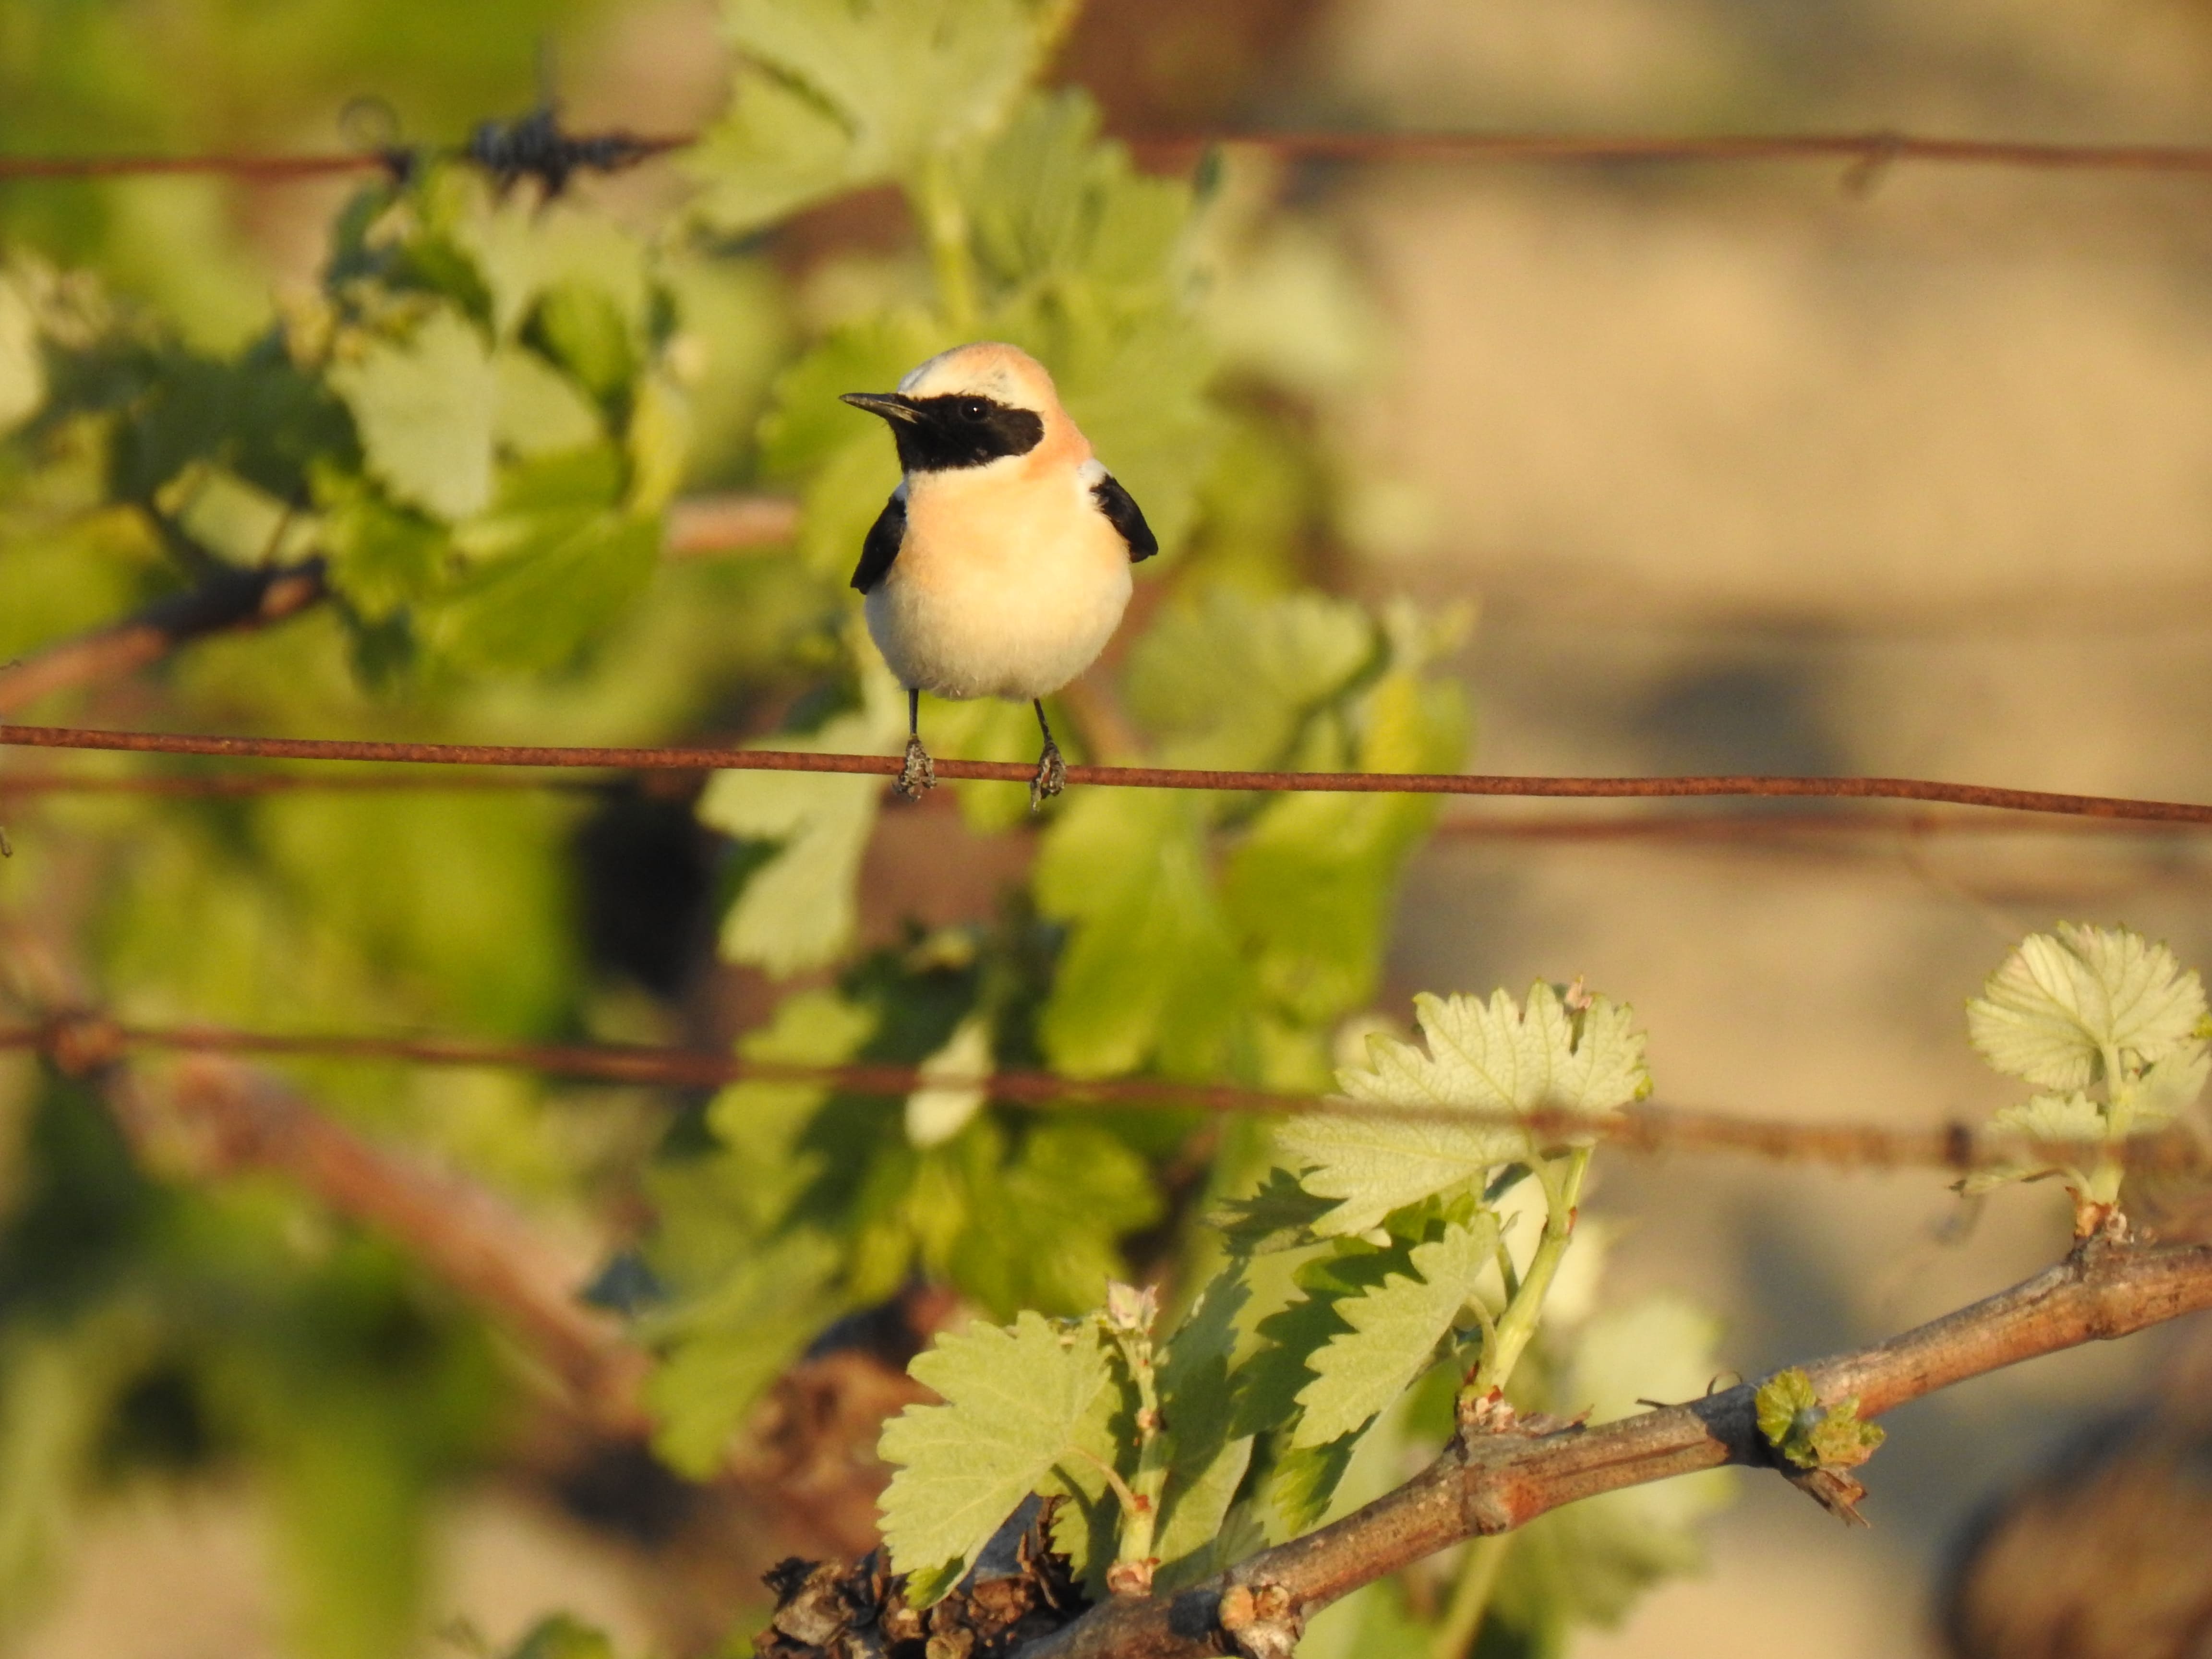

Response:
(1226, 665), (1467, 1024)
(642, 1227), (846, 1477)
(1279, 983), (1650, 1238)
(691, 0), (1073, 235)
(328, 304), (497, 520)
(1968, 924), (2207, 1090)
(879, 1311), (1114, 1599)
(700, 661), (905, 975)
(1121, 589), (1373, 772)
(1232, 1242), (1410, 1443)
(1035, 789), (1250, 1079)
(1152, 1269), (1253, 1580)
(1292, 1214), (1499, 1447)
(0, 276), (43, 433)
(1213, 1167), (1335, 1256)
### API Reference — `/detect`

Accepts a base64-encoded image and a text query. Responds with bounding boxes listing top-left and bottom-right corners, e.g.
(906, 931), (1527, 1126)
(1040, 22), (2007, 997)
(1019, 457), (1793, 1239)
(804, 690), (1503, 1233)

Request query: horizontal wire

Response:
(5, 721), (2212, 825)
(9, 771), (2212, 853)
(12, 129), (2212, 181)
(1, 1017), (2198, 1178)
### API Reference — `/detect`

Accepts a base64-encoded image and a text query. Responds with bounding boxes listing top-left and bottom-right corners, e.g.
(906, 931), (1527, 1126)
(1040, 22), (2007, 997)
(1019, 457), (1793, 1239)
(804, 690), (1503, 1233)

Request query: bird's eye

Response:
(958, 398), (990, 422)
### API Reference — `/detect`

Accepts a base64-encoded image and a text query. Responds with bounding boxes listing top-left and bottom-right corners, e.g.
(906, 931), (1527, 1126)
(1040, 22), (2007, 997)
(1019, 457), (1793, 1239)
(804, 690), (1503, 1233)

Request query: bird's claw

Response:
(897, 735), (937, 800)
(1030, 738), (1067, 811)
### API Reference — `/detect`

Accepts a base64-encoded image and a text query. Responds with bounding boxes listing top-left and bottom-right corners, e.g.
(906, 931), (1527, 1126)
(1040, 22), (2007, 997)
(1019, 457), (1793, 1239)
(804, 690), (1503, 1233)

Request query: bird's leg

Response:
(1030, 698), (1067, 810)
(898, 687), (935, 799)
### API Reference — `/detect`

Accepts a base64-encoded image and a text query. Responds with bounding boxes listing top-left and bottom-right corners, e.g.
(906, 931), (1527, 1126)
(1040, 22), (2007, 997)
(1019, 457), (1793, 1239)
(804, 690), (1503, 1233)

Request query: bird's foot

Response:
(1030, 737), (1067, 811)
(897, 735), (937, 800)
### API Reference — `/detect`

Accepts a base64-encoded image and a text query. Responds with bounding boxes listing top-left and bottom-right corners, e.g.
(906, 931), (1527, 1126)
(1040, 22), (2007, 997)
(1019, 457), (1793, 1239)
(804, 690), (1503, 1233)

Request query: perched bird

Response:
(841, 342), (1156, 808)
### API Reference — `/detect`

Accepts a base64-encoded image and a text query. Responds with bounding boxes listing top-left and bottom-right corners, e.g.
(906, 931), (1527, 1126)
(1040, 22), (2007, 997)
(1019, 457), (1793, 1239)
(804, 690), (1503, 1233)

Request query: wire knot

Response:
(464, 106), (667, 198)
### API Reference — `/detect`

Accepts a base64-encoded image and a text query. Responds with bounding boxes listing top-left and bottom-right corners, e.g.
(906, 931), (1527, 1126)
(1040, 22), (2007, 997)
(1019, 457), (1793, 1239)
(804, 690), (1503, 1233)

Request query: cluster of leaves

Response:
(1963, 923), (2211, 1230)
(0, 39), (798, 1659)
(871, 980), (1734, 1655)
(16, 164), (691, 682)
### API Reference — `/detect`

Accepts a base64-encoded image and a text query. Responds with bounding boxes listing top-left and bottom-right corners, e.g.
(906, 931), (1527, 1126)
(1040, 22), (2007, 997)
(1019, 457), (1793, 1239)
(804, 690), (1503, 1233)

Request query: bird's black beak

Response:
(841, 392), (922, 425)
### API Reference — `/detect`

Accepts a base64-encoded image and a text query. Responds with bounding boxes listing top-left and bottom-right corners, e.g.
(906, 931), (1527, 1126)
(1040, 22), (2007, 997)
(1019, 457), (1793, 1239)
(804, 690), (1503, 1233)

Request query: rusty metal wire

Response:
(6, 721), (2212, 826)
(0, 1016), (2201, 1178)
(13, 128), (2212, 182)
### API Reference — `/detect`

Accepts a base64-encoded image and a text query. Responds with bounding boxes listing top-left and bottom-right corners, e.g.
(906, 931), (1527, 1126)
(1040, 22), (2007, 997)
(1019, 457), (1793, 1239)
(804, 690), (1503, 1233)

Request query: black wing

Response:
(850, 488), (907, 592)
(1091, 473), (1158, 563)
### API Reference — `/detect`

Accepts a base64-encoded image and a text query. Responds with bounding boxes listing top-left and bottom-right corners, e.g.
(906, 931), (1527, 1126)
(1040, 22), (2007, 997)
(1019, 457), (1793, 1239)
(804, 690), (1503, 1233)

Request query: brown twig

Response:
(154, 1055), (652, 1433)
(7, 719), (2212, 825)
(1016, 1237), (2212, 1659)
(0, 563), (327, 716)
(0, 495), (796, 718)
(0, 1017), (2200, 1178)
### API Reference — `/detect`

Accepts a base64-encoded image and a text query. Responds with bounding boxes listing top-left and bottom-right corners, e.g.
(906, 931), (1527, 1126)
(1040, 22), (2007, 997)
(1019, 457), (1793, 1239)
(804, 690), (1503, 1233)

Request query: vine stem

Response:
(1469, 1147), (1592, 1397)
(915, 151), (979, 335)
(1436, 1144), (1595, 1652)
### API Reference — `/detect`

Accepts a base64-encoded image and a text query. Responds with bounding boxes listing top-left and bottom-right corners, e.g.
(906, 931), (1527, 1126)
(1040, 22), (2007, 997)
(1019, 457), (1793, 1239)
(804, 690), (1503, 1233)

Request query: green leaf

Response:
(1268, 1435), (1358, 1537)
(430, 509), (661, 674)
(1212, 1167), (1335, 1256)
(932, 1119), (1163, 1319)
(1153, 1268), (1252, 1578)
(0, 276), (44, 434)
(329, 305), (496, 520)
(879, 1310), (1113, 1596)
(1753, 1367), (1815, 1448)
(457, 192), (652, 343)
(704, 988), (878, 1226)
(1230, 1242), (1407, 1443)
(1293, 1215), (1498, 1447)
(1034, 789), (1250, 1079)
(699, 666), (904, 976)
(690, 0), (1071, 234)
(1279, 983), (1650, 1238)
(493, 348), (604, 458)
(643, 1228), (845, 1477)
(965, 93), (1189, 301)
(1226, 667), (1467, 1024)
(314, 472), (450, 623)
(1122, 589), (1372, 772)
(529, 282), (638, 409)
(1969, 924), (2207, 1089)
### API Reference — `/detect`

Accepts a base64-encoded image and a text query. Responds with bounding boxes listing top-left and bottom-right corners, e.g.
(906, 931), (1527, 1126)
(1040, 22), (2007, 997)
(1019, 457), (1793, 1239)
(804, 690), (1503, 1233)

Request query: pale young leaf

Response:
(699, 661), (905, 976)
(1293, 1215), (1499, 1447)
(1990, 1091), (2106, 1145)
(905, 1015), (992, 1148)
(329, 305), (496, 521)
(1968, 924), (2207, 1089)
(1279, 983), (1649, 1237)
(879, 1312), (1112, 1598)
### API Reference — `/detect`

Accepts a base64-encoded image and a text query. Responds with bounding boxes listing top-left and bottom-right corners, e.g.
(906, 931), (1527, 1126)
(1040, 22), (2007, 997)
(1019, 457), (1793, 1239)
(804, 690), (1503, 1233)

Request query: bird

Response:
(840, 342), (1157, 809)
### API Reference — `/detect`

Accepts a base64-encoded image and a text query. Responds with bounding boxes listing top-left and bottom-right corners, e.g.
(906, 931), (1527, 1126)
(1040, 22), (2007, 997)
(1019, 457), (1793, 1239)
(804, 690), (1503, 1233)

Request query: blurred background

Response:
(7, 0), (2212, 1656)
